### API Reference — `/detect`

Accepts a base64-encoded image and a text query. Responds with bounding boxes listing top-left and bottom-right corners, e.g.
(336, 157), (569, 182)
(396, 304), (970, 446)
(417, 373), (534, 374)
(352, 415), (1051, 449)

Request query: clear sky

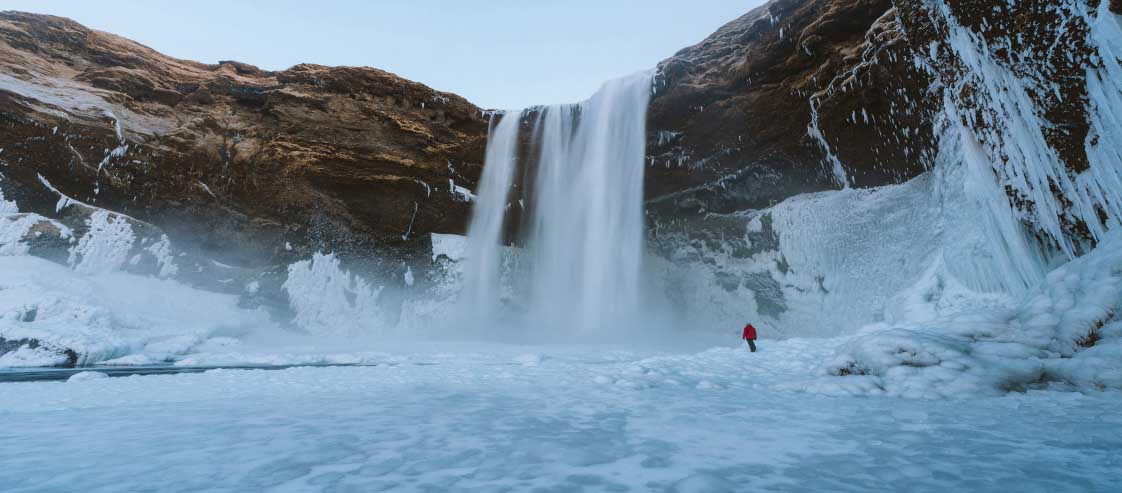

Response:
(2, 0), (764, 109)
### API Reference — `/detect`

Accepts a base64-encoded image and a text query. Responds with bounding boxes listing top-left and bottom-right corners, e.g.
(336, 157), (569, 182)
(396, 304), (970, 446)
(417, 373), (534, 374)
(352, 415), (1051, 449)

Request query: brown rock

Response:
(0, 11), (487, 269)
(894, 0), (1106, 249)
(647, 0), (1115, 253)
(646, 0), (938, 219)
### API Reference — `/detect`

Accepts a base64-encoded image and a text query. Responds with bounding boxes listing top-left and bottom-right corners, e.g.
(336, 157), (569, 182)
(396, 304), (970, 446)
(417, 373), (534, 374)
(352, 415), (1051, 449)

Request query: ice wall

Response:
(655, 150), (1030, 339)
(920, 0), (1122, 257)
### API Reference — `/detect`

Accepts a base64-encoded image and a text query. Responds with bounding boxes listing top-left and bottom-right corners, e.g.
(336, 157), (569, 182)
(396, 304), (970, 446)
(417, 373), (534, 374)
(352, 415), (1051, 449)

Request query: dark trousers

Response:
(747, 339), (756, 352)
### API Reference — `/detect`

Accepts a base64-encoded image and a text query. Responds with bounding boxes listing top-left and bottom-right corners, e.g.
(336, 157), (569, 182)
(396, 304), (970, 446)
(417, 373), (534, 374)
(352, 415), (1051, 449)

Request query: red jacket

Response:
(742, 324), (757, 340)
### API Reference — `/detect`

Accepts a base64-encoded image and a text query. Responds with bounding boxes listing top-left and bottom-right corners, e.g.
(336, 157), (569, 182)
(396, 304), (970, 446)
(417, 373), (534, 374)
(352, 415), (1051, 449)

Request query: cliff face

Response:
(645, 0), (1122, 256)
(0, 11), (487, 270)
(644, 0), (1122, 338)
(895, 0), (1122, 256)
(646, 0), (938, 219)
(4, 3), (1119, 270)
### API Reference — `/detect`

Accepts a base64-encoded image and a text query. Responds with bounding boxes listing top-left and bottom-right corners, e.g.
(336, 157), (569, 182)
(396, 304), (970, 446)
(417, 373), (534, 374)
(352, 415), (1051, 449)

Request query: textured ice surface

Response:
(284, 252), (387, 337)
(659, 162), (1034, 339)
(814, 229), (1122, 398)
(0, 256), (273, 366)
(1, 344), (1120, 491)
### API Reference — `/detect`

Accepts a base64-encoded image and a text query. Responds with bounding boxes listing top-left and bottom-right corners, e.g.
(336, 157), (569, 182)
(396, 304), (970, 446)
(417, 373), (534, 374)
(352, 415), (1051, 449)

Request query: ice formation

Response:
(283, 252), (386, 337)
(923, 1), (1122, 258)
(661, 2), (1122, 343)
(68, 210), (135, 275)
(812, 228), (1122, 398)
(0, 255), (272, 366)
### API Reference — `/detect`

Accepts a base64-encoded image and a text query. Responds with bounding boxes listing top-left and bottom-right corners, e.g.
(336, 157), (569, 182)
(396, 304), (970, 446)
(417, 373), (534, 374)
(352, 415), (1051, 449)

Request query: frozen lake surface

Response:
(2, 341), (1119, 492)
(0, 363), (376, 383)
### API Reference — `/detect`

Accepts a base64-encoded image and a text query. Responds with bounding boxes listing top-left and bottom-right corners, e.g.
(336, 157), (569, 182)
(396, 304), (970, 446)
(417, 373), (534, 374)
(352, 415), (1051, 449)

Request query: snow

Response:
(283, 252), (387, 336)
(0, 344), (70, 367)
(67, 210), (135, 274)
(0, 214), (39, 256)
(1, 344), (1120, 491)
(659, 162), (1032, 339)
(430, 232), (467, 262)
(142, 234), (178, 278)
(0, 179), (17, 214)
(0, 71), (172, 136)
(0, 255), (273, 366)
(794, 227), (1122, 399)
(448, 179), (476, 202)
(65, 370), (107, 382)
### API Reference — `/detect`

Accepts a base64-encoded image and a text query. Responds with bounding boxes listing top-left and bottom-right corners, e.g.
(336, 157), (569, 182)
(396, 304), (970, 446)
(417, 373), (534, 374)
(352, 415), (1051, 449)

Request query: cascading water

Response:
(462, 72), (653, 333)
(460, 112), (521, 323)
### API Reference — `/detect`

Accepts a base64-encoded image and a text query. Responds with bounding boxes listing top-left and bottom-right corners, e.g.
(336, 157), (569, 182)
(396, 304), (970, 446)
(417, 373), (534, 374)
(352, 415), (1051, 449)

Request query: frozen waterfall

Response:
(462, 72), (653, 333)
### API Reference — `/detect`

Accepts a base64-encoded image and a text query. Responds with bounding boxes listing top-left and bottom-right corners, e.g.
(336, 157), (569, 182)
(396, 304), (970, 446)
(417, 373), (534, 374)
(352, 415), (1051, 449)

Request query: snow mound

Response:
(0, 255), (274, 366)
(0, 342), (72, 367)
(812, 231), (1122, 398)
(67, 371), (108, 382)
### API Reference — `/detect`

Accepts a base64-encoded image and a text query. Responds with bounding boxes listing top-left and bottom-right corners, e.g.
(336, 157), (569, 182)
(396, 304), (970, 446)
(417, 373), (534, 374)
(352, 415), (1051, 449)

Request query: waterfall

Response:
(460, 112), (521, 323)
(462, 72), (653, 333)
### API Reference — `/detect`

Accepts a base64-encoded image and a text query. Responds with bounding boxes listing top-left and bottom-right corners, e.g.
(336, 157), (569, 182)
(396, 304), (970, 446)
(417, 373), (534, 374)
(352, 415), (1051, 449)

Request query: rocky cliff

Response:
(0, 11), (487, 275)
(647, 0), (937, 219)
(4, 2), (1121, 300)
(646, 0), (1122, 257)
(645, 0), (1122, 336)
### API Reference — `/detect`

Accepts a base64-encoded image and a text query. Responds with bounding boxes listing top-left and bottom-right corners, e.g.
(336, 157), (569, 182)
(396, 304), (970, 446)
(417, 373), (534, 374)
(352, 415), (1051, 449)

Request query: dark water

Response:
(0, 364), (374, 383)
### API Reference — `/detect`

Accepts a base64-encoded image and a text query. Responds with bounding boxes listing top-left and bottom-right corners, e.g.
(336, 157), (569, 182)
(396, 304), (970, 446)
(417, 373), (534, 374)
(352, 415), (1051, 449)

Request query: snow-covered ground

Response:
(2, 342), (1121, 492)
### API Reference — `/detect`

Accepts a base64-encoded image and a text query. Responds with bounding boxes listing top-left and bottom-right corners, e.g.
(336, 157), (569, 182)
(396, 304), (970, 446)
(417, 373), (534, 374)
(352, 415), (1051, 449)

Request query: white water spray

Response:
(461, 113), (521, 323)
(462, 72), (653, 333)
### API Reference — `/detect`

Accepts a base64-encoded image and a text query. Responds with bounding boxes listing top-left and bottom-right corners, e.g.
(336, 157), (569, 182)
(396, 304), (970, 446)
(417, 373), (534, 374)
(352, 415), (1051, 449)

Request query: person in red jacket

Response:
(742, 323), (758, 352)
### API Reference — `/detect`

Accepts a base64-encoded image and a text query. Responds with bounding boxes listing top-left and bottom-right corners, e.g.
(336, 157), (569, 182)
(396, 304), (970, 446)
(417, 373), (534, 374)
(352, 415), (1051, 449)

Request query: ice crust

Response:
(2, 344), (1121, 491)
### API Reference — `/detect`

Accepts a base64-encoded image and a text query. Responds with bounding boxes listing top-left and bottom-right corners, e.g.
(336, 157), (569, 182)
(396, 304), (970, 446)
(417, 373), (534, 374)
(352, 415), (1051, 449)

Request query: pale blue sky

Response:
(2, 1), (763, 109)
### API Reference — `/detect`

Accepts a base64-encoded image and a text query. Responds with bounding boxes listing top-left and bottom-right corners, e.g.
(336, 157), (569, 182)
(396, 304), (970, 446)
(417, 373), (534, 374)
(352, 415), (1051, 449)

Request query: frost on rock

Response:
(0, 181), (30, 255)
(1, 211), (74, 258)
(68, 210), (135, 274)
(0, 255), (273, 367)
(143, 234), (179, 278)
(283, 253), (386, 337)
(0, 214), (38, 256)
(0, 176), (17, 214)
(916, 1), (1122, 257)
(430, 233), (467, 262)
(395, 234), (468, 336)
(448, 179), (476, 202)
(0, 342), (73, 367)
